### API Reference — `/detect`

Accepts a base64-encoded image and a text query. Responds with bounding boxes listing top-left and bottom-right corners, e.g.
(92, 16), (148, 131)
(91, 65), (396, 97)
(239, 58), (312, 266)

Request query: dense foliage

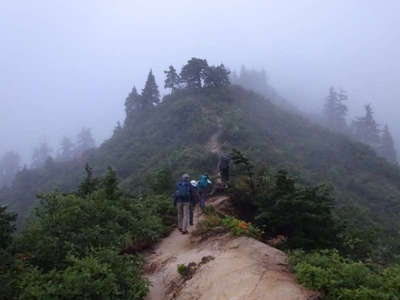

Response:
(0, 168), (174, 299)
(290, 250), (400, 299)
(255, 171), (340, 250)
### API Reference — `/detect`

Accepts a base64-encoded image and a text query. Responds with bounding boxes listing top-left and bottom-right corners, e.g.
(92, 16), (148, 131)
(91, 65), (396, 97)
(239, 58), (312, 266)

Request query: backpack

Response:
(176, 181), (191, 199)
(198, 175), (209, 190)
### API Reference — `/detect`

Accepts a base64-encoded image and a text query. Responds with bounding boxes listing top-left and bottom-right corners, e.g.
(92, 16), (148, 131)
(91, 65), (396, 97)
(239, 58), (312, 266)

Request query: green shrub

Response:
(177, 264), (191, 278)
(8, 168), (172, 300)
(233, 168), (341, 250)
(193, 214), (262, 240)
(221, 216), (262, 239)
(290, 249), (400, 299)
(17, 190), (167, 270)
(19, 248), (149, 300)
(0, 206), (19, 298)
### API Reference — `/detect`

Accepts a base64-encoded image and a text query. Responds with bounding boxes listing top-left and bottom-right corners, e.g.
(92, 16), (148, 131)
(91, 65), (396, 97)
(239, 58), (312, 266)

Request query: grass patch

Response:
(192, 208), (262, 240)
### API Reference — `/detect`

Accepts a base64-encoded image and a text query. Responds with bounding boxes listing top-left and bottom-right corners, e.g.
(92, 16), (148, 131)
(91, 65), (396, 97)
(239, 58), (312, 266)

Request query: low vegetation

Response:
(228, 150), (400, 298)
(0, 167), (174, 299)
(177, 256), (215, 279)
(290, 250), (400, 300)
(193, 207), (262, 240)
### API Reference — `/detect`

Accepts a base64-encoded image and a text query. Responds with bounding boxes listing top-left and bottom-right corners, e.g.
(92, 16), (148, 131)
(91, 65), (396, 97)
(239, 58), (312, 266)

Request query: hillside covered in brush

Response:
(2, 59), (400, 235)
(2, 58), (400, 299)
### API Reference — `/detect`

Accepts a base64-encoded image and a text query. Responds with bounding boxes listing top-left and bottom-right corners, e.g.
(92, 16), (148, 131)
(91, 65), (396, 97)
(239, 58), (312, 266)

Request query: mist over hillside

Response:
(1, 52), (400, 298)
(1, 1), (400, 164)
(2, 2), (400, 299)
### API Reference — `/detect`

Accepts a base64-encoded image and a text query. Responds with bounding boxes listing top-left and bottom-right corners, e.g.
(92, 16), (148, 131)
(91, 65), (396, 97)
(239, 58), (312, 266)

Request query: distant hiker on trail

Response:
(190, 180), (200, 225)
(197, 174), (212, 210)
(218, 153), (231, 187)
(174, 174), (193, 234)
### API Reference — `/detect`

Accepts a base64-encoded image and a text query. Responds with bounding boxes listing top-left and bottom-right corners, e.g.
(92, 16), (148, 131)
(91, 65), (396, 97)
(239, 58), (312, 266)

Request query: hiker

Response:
(198, 174), (212, 210)
(190, 180), (200, 225)
(174, 174), (193, 234)
(218, 153), (231, 187)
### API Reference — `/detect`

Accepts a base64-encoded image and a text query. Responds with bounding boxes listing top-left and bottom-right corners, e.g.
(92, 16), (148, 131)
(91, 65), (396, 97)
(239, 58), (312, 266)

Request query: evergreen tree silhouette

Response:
(164, 65), (180, 92)
(380, 124), (398, 164)
(142, 70), (160, 108)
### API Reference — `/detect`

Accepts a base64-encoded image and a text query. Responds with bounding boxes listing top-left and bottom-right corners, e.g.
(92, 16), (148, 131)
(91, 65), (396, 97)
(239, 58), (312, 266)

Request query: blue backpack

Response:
(176, 181), (190, 199)
(198, 175), (209, 190)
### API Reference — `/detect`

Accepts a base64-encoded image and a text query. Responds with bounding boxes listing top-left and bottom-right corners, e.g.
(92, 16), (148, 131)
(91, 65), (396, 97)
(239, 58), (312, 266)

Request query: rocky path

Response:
(144, 196), (317, 300)
(206, 116), (223, 155)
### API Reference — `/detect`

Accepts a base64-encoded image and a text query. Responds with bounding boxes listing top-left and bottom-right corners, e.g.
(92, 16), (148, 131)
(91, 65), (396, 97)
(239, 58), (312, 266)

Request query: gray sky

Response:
(1, 1), (399, 162)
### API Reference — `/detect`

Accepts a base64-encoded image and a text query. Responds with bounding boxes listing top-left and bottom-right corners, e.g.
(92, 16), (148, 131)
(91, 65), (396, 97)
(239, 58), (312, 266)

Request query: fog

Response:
(1, 0), (399, 162)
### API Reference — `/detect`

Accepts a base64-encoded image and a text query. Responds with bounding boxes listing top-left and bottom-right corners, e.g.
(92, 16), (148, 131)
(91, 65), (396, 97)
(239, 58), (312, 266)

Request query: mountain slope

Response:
(93, 86), (400, 229)
(3, 86), (400, 237)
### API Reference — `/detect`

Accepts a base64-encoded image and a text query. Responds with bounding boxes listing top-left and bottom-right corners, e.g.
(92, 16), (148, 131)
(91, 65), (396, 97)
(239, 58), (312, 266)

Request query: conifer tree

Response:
(102, 167), (120, 199)
(58, 137), (74, 161)
(76, 128), (96, 156)
(31, 142), (52, 169)
(180, 57), (208, 89)
(203, 64), (231, 88)
(141, 70), (160, 108)
(233, 66), (270, 95)
(230, 70), (239, 84)
(78, 163), (99, 196)
(0, 205), (16, 249)
(125, 86), (141, 118)
(164, 65), (180, 92)
(324, 87), (348, 133)
(352, 104), (380, 147)
(0, 151), (21, 187)
(380, 125), (398, 164)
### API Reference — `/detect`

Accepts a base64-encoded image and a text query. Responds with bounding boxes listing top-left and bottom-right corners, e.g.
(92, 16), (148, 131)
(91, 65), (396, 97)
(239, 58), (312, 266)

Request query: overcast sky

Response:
(1, 1), (399, 161)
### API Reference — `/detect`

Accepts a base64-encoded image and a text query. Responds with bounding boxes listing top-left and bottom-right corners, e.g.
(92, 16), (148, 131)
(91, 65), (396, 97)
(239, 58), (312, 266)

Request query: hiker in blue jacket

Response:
(198, 174), (212, 211)
(174, 174), (193, 234)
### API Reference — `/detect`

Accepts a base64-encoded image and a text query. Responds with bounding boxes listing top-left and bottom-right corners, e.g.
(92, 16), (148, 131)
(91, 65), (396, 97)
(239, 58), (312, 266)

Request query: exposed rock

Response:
(145, 200), (317, 300)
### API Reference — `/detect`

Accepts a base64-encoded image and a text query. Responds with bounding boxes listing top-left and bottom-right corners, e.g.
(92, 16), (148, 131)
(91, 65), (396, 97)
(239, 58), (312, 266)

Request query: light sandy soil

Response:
(144, 197), (318, 300)
(206, 116), (223, 155)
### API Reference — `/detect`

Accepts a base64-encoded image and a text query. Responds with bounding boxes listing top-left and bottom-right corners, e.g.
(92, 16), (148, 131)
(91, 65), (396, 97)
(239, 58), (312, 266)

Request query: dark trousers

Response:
(199, 190), (208, 210)
(220, 168), (230, 183)
(189, 202), (194, 225)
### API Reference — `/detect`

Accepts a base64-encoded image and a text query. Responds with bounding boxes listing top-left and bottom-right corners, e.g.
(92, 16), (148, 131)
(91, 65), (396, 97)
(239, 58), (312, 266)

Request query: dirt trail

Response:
(206, 116), (223, 155)
(144, 196), (317, 300)
(145, 207), (215, 299)
(145, 126), (316, 299)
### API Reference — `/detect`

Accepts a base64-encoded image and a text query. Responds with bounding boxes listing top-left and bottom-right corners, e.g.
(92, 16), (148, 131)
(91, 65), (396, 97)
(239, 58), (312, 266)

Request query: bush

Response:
(6, 168), (173, 300)
(290, 249), (400, 299)
(0, 206), (19, 298)
(19, 248), (149, 300)
(177, 263), (191, 278)
(193, 213), (262, 240)
(238, 168), (341, 250)
(17, 190), (167, 270)
(0, 205), (17, 249)
(221, 216), (262, 239)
